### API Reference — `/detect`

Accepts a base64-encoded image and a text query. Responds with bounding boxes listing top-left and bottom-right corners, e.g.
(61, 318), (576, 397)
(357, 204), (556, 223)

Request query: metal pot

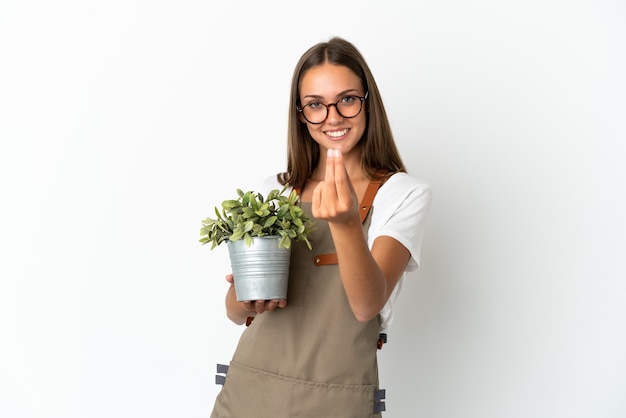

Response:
(228, 236), (291, 301)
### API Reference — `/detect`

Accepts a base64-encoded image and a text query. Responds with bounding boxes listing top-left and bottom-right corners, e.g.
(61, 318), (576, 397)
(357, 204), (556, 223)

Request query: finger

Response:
(324, 149), (336, 181)
(311, 180), (324, 217)
(331, 150), (358, 216)
(325, 148), (336, 182)
(323, 149), (339, 201)
(332, 150), (353, 202)
(267, 299), (287, 311)
(268, 299), (287, 310)
(255, 300), (266, 314)
(267, 300), (281, 311)
(225, 274), (234, 284)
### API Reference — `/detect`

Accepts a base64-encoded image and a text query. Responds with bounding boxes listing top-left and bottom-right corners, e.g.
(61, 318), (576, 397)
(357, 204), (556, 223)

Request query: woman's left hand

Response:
(312, 149), (360, 225)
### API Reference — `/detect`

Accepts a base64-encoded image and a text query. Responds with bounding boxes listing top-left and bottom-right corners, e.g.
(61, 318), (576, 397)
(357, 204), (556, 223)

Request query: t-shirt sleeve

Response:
(368, 173), (432, 272)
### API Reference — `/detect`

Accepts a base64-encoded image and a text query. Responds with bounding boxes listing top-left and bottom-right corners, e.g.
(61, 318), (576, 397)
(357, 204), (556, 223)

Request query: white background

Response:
(1, 1), (625, 417)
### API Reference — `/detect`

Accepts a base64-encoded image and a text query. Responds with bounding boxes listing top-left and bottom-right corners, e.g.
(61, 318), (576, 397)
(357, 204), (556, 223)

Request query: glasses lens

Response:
(302, 105), (327, 124)
(337, 96), (363, 118)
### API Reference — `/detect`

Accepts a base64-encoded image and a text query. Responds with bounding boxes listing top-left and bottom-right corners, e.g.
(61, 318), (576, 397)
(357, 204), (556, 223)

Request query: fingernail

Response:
(327, 148), (333, 157)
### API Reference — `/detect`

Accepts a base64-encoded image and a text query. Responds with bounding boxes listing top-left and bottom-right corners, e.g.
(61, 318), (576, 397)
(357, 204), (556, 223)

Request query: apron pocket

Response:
(212, 361), (381, 418)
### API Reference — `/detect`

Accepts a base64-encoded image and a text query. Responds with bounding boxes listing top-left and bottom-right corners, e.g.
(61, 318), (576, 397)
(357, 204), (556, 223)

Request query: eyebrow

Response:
(302, 89), (361, 100)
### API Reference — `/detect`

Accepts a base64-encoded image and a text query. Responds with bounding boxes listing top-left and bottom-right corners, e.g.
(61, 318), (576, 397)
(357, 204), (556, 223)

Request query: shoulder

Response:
(381, 172), (430, 192)
(375, 172), (431, 208)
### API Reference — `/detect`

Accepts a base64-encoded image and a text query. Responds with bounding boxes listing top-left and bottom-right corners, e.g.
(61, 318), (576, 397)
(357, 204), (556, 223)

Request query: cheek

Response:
(305, 122), (321, 136)
(354, 115), (367, 136)
(304, 124), (320, 142)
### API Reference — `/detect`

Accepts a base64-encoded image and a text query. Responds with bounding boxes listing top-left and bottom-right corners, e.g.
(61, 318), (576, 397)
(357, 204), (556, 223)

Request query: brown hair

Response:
(279, 37), (406, 188)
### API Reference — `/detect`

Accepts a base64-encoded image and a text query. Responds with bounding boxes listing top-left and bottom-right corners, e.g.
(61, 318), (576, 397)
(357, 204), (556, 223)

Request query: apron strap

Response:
(313, 254), (338, 266)
(359, 178), (383, 223)
(377, 333), (387, 349)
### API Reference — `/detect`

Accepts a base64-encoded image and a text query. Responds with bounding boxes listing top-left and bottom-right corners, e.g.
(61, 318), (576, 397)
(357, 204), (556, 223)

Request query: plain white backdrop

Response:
(1, 1), (625, 417)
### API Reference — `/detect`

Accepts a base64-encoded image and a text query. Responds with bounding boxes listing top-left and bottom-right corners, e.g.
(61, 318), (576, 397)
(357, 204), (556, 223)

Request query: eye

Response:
(341, 95), (357, 104)
(306, 101), (323, 110)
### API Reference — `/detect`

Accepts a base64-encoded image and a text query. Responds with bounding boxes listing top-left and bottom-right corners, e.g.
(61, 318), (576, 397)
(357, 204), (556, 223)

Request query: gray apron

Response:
(212, 181), (386, 417)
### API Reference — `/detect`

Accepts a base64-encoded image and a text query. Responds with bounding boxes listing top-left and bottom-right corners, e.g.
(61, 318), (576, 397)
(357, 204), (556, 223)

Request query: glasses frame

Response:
(296, 92), (368, 125)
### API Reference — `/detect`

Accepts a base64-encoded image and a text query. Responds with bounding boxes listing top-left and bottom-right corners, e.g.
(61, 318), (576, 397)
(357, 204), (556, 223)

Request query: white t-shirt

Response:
(259, 172), (432, 332)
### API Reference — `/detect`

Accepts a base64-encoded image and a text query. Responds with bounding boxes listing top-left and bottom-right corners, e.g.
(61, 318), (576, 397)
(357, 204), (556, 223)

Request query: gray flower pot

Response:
(228, 236), (291, 302)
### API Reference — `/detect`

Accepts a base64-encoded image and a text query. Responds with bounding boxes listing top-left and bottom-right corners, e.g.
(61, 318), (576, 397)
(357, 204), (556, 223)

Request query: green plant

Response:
(199, 184), (314, 250)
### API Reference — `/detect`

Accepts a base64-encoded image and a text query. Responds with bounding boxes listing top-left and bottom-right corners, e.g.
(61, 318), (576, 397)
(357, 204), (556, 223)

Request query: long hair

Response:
(280, 37), (406, 188)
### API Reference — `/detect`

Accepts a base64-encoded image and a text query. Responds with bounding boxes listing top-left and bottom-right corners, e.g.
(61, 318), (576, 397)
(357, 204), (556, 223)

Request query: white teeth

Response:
(327, 129), (348, 138)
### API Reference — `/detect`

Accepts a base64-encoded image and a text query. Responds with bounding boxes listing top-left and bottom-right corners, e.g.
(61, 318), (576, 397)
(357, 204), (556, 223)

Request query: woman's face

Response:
(298, 63), (367, 157)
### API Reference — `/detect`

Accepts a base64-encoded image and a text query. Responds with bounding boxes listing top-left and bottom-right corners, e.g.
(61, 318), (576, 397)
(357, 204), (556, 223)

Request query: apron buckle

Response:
(377, 333), (387, 350)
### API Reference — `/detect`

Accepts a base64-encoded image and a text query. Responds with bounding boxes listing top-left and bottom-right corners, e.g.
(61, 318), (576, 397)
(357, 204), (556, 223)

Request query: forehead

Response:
(299, 63), (361, 97)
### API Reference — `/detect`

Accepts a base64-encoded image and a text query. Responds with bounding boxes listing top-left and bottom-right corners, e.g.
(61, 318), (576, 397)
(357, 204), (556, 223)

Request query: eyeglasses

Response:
(297, 92), (368, 124)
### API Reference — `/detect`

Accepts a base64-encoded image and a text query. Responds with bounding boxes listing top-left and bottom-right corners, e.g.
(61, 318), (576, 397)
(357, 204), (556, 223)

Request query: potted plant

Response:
(199, 184), (314, 301)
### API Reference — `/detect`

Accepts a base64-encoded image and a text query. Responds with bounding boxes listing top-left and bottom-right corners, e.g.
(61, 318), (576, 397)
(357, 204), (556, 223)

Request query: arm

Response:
(331, 224), (410, 322)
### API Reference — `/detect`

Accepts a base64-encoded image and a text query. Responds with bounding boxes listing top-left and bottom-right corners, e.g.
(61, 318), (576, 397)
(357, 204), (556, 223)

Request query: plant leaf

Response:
(230, 230), (244, 241)
(222, 200), (240, 210)
(263, 216), (277, 228)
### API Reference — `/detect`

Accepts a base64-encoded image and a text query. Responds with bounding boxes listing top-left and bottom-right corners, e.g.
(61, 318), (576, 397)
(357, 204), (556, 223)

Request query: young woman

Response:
(211, 37), (431, 417)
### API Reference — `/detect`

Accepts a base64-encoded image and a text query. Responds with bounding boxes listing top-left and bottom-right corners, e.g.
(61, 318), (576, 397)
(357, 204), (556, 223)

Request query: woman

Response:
(211, 37), (431, 417)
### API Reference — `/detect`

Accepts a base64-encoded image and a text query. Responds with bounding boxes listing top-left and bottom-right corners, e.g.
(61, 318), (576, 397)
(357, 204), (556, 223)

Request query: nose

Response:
(325, 103), (344, 123)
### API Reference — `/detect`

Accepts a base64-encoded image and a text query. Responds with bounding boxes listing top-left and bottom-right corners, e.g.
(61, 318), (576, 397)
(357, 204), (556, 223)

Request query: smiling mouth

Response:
(325, 128), (349, 138)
